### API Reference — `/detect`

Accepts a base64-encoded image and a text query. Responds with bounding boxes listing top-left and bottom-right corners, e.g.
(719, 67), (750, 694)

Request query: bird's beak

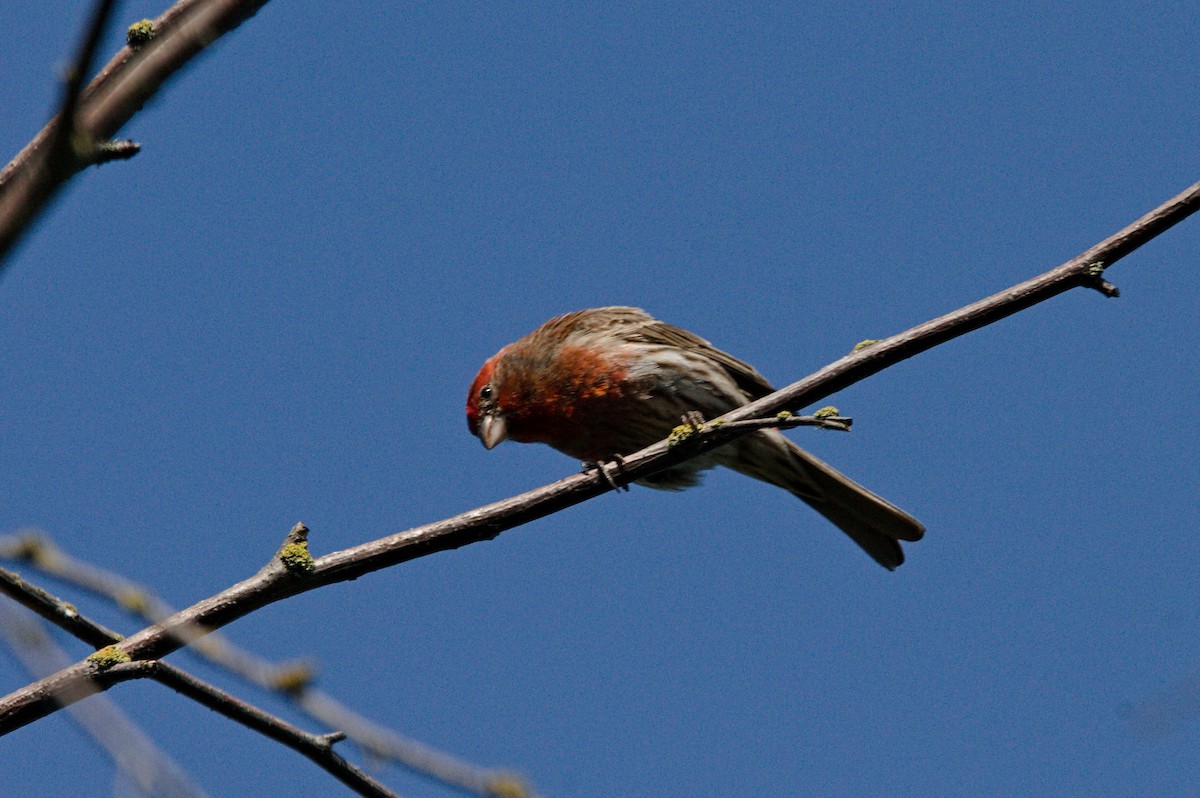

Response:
(477, 413), (508, 450)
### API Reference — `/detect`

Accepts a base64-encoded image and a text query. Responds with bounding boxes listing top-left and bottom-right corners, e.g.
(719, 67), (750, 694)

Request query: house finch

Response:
(466, 306), (924, 568)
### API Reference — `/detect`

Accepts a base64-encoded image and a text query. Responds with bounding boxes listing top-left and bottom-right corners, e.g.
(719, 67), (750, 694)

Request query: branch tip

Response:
(94, 139), (141, 165)
(275, 523), (314, 572)
(1081, 261), (1120, 297)
(1085, 277), (1120, 297)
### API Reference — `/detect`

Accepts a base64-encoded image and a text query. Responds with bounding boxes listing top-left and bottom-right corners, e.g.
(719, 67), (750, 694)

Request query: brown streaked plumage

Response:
(467, 307), (924, 569)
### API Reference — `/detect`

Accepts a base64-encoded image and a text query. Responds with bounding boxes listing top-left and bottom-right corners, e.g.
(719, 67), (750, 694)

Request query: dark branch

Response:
(0, 566), (122, 649)
(147, 662), (403, 798)
(0, 530), (521, 797)
(0, 562), (403, 797)
(0, 608), (207, 798)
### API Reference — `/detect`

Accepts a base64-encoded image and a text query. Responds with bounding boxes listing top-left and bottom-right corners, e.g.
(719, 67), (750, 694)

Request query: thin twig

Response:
(295, 689), (528, 798)
(0, 178), (1197, 739)
(145, 662), (404, 798)
(47, 0), (120, 162)
(0, 531), (307, 684)
(0, 565), (122, 648)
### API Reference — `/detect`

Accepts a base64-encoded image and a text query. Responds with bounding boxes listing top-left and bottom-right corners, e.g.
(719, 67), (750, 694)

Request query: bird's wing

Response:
(635, 321), (777, 401)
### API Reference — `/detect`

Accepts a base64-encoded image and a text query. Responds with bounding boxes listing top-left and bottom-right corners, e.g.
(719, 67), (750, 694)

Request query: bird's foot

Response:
(582, 455), (629, 492)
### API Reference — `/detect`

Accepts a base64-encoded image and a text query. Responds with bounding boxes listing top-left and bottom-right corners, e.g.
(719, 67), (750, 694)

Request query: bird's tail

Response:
(722, 431), (925, 569)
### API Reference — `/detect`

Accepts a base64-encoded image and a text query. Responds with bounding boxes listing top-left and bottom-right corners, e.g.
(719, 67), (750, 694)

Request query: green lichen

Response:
(813, 406), (840, 419)
(668, 423), (699, 446)
(279, 540), (315, 573)
(852, 339), (881, 353)
(126, 19), (155, 48)
(88, 645), (131, 669)
(775, 410), (793, 420)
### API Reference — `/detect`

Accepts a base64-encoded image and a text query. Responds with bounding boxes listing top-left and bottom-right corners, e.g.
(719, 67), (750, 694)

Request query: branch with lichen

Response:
(0, 177), (1196, 749)
(0, 605), (208, 797)
(0, 532), (528, 798)
(0, 561), (405, 798)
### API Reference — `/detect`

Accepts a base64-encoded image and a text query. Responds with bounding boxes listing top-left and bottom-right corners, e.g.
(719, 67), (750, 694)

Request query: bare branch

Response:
(0, 0), (274, 268)
(296, 689), (530, 798)
(0, 560), (404, 797)
(0, 565), (122, 648)
(714, 180), (1200, 423)
(0, 606), (208, 798)
(0, 179), (1197, 740)
(0, 530), (528, 798)
(145, 662), (404, 798)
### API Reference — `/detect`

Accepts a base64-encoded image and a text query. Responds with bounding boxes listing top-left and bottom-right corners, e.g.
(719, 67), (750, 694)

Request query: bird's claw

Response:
(582, 456), (629, 492)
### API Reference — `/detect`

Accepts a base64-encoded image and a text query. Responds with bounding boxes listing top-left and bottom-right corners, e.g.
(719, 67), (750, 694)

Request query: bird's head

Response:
(466, 353), (508, 449)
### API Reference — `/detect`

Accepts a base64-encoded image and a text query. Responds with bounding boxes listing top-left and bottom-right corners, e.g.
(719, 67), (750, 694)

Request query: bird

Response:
(466, 306), (924, 568)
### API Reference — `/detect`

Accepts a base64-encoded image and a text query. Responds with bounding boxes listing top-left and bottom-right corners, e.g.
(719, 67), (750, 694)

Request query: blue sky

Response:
(2, 2), (1198, 796)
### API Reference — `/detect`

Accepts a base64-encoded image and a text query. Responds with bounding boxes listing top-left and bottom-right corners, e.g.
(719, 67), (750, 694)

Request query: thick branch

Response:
(0, 179), (1197, 736)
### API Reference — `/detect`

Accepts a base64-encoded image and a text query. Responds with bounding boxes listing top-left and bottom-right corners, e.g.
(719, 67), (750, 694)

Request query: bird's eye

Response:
(479, 385), (495, 401)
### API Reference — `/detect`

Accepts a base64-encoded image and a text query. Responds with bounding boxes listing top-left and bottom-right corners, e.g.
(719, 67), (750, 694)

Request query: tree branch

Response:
(0, 0), (274, 267)
(145, 662), (403, 798)
(0, 178), (1197, 738)
(0, 565), (122, 649)
(0, 606), (209, 798)
(0, 530), (532, 798)
(0, 559), (406, 797)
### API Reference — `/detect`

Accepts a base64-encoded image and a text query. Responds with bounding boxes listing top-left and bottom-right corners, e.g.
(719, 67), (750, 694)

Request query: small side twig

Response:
(706, 412), (854, 436)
